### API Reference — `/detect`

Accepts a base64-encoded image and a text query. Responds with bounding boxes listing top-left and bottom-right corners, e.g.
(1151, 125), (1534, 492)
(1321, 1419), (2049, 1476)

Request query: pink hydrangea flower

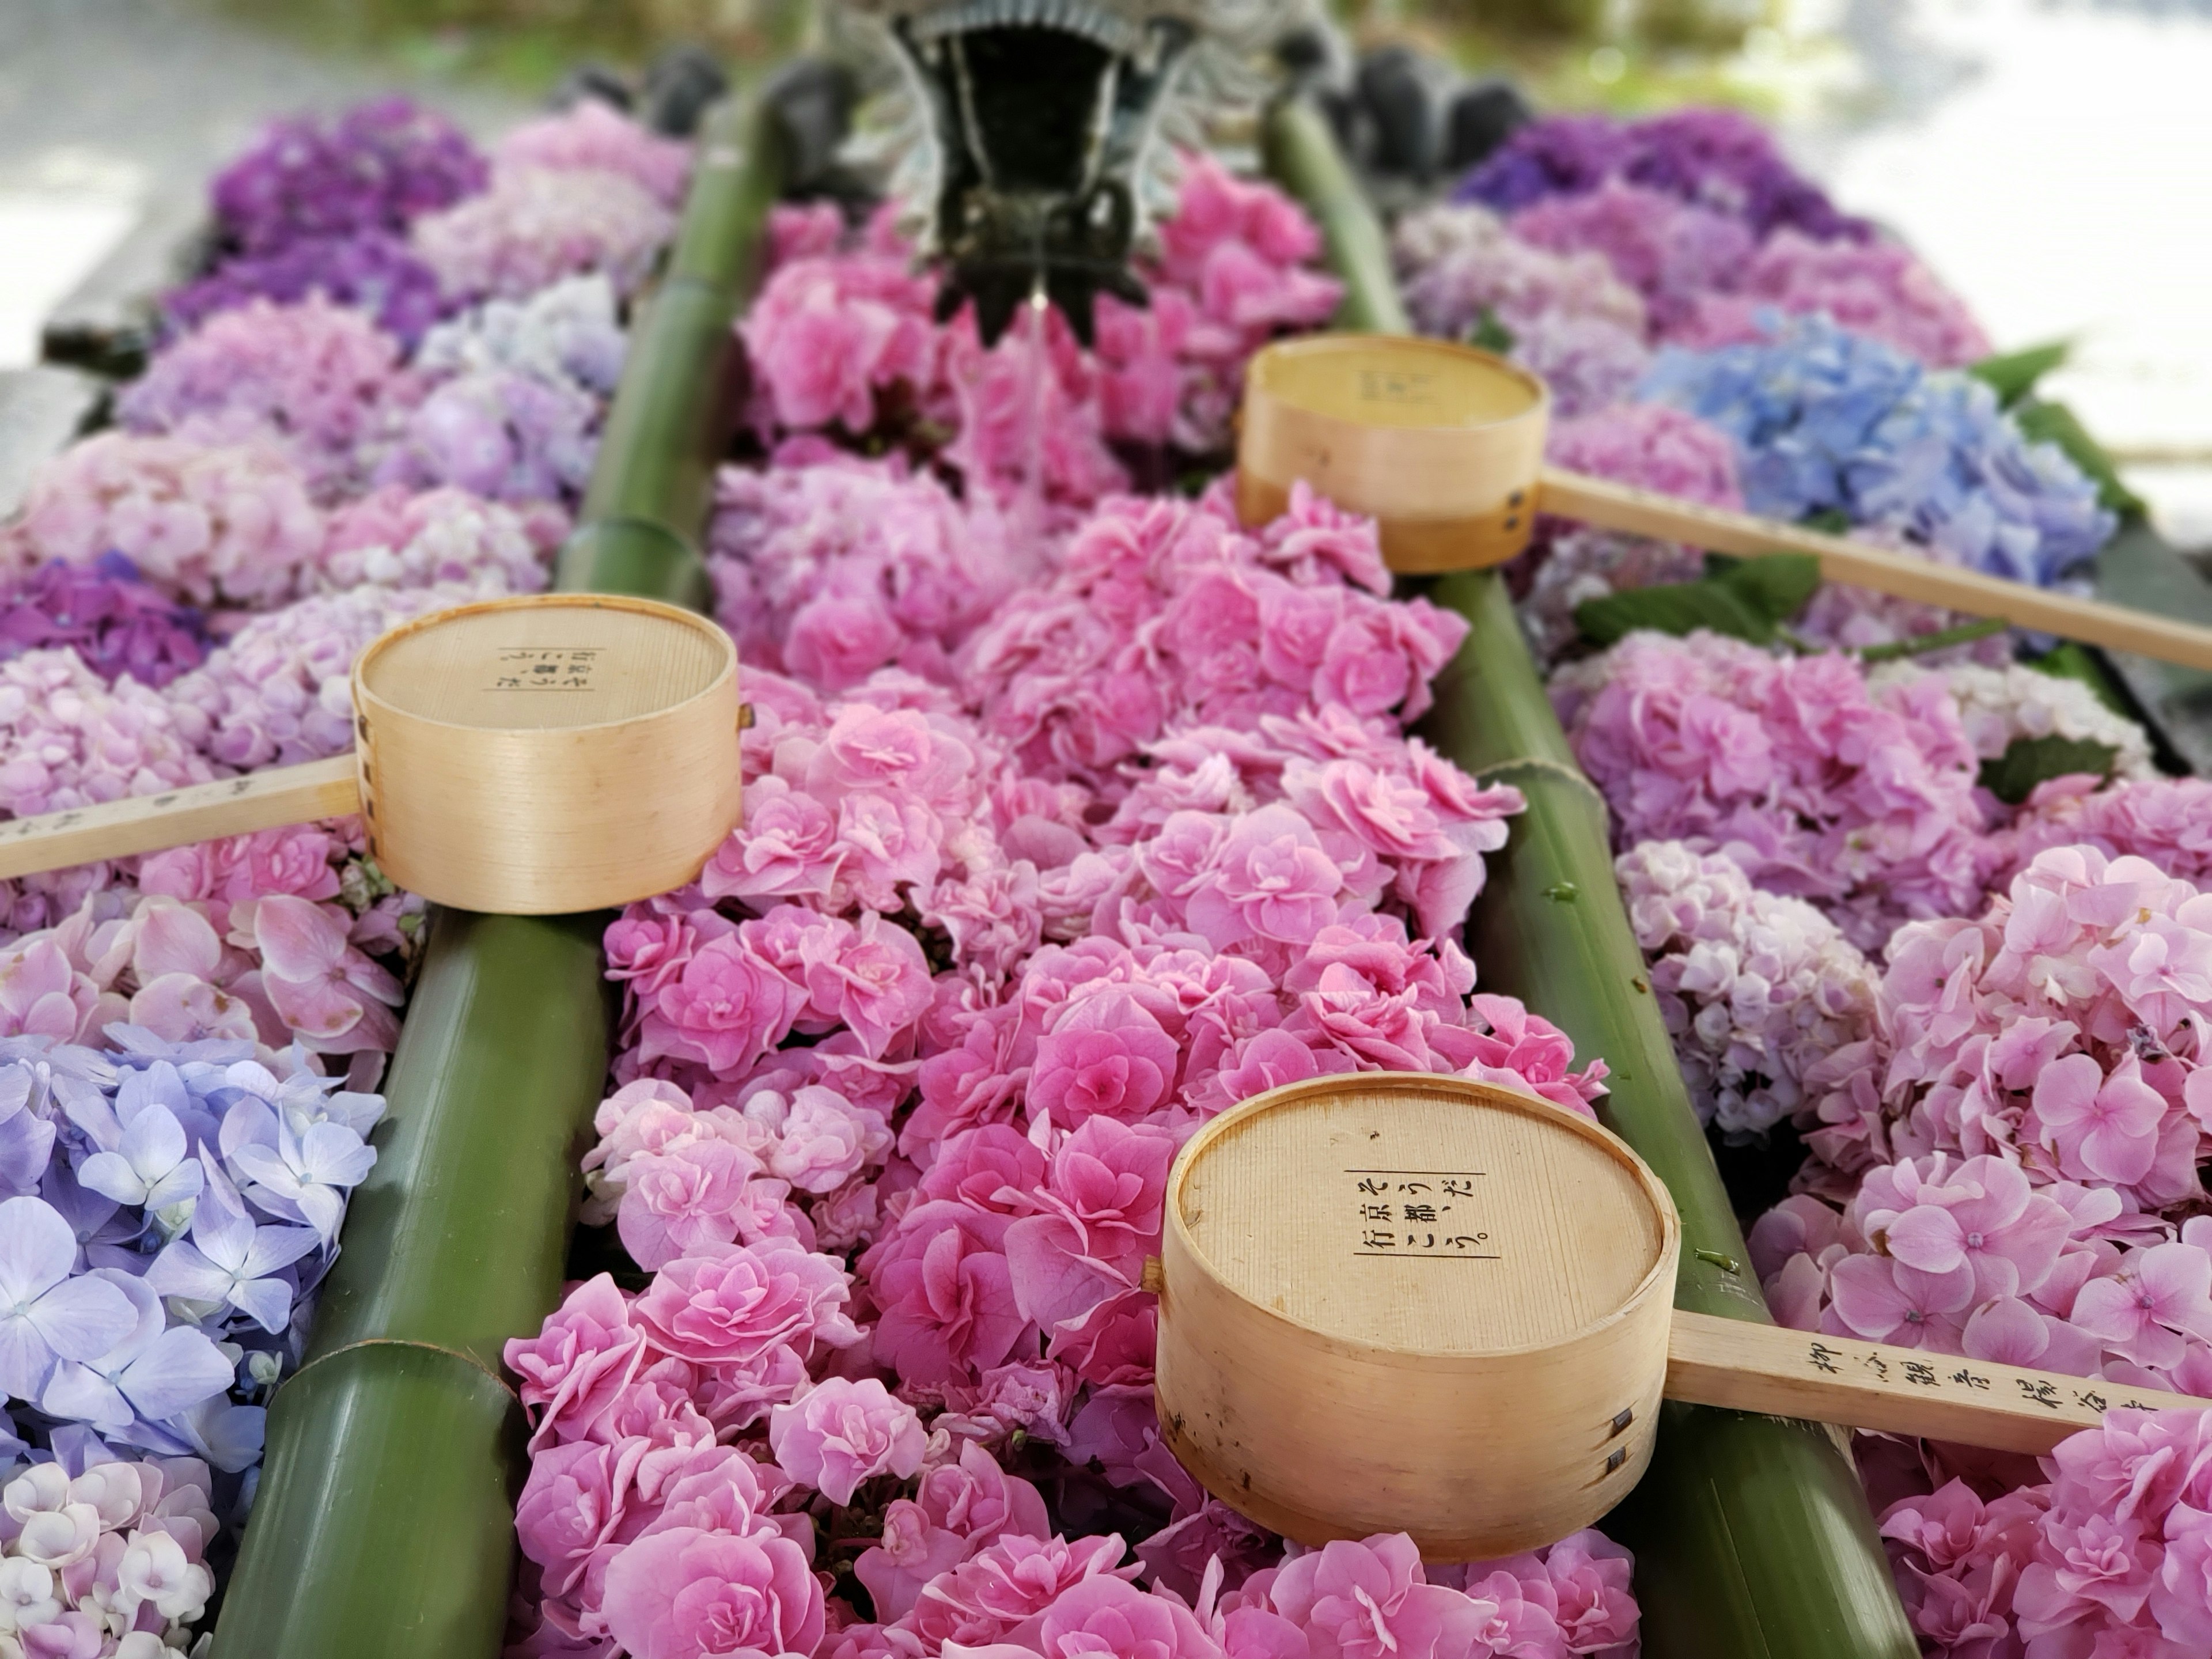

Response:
(768, 1376), (926, 1503)
(601, 1525), (824, 1659)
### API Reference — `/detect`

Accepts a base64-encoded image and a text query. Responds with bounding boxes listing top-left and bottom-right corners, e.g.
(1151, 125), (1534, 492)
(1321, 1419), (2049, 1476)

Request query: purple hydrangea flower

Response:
(211, 97), (488, 255)
(1457, 107), (1870, 244)
(0, 558), (206, 690)
(162, 231), (448, 349)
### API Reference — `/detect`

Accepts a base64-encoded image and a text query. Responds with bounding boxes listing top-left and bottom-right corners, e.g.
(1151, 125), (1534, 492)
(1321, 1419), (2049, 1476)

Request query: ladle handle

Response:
(1665, 1309), (2205, 1454)
(0, 755), (363, 881)
(1539, 465), (2212, 673)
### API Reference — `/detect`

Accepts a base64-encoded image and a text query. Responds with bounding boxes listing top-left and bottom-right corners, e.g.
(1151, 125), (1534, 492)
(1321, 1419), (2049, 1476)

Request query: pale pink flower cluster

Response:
(1555, 629), (1996, 950)
(707, 452), (1027, 692)
(115, 297), (419, 500)
(1671, 229), (1992, 368)
(0, 863), (401, 1059)
(1880, 1408), (2212, 1656)
(1616, 840), (1878, 1138)
(1544, 403), (1743, 510)
(0, 1451), (221, 1659)
(316, 484), (562, 596)
(0, 651), (215, 818)
(1747, 849), (2212, 1410)
(959, 482), (1464, 795)
(1794, 845), (2212, 1206)
(2002, 777), (2212, 889)
(493, 101), (691, 207)
(411, 164), (675, 304)
(4, 434), (325, 609)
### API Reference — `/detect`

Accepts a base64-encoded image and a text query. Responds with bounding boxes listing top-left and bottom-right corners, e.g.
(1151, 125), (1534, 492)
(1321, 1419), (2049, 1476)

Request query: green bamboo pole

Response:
(211, 89), (786, 1659)
(1260, 97), (1410, 336)
(1260, 97), (1918, 1659)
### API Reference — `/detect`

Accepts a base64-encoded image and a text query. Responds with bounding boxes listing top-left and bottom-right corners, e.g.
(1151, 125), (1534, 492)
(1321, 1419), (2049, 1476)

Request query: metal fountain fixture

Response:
(836, 0), (1321, 342)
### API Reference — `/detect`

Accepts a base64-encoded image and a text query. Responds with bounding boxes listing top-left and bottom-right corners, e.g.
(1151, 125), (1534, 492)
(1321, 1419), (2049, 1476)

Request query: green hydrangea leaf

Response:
(1575, 552), (1821, 647)
(1978, 732), (2119, 805)
(1969, 339), (2071, 408)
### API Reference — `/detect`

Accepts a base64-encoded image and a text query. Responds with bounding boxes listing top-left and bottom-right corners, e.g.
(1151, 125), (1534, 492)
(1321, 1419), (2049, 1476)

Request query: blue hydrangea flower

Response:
(1638, 312), (2114, 586)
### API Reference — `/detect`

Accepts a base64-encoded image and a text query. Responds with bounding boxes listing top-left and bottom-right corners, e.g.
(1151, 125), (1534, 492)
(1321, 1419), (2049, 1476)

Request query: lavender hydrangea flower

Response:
(143, 1179), (316, 1336)
(0, 558), (205, 691)
(373, 370), (600, 504)
(39, 1271), (233, 1433)
(211, 97), (487, 255)
(414, 272), (628, 399)
(75, 1085), (202, 1215)
(0, 1196), (138, 1401)
(166, 584), (452, 769)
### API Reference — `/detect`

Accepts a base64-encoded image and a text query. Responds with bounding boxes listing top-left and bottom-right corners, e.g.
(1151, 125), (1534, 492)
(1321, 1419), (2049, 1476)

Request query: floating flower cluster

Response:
(0, 559), (206, 691)
(957, 483), (1465, 797)
(413, 164), (674, 306)
(508, 460), (1627, 1656)
(1390, 202), (1652, 415)
(165, 97), (484, 347)
(0, 1025), (386, 1459)
(208, 97), (486, 255)
(5, 434), (326, 611)
(493, 100), (692, 208)
(2002, 775), (2212, 888)
(706, 452), (1025, 693)
(0, 1443), (224, 1659)
(1670, 230), (1990, 369)
(1871, 658), (2157, 784)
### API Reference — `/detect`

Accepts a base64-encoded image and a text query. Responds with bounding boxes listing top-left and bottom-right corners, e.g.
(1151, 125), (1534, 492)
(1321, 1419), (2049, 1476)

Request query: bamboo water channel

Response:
(195, 71), (2057, 1659)
(1260, 97), (1922, 1659)
(209, 92), (787, 1658)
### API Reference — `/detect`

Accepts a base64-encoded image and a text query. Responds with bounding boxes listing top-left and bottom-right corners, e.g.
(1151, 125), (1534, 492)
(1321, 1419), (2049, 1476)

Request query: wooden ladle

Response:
(1235, 334), (2212, 672)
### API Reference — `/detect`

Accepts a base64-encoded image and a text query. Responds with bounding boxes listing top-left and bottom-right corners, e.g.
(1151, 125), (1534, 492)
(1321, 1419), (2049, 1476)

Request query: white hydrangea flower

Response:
(1872, 659), (2157, 782)
(1616, 839), (1880, 1138)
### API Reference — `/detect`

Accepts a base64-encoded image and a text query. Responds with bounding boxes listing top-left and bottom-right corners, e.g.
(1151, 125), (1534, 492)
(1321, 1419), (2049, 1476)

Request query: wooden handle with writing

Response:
(0, 755), (364, 881)
(1666, 1310), (2206, 1454)
(1539, 465), (2212, 674)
